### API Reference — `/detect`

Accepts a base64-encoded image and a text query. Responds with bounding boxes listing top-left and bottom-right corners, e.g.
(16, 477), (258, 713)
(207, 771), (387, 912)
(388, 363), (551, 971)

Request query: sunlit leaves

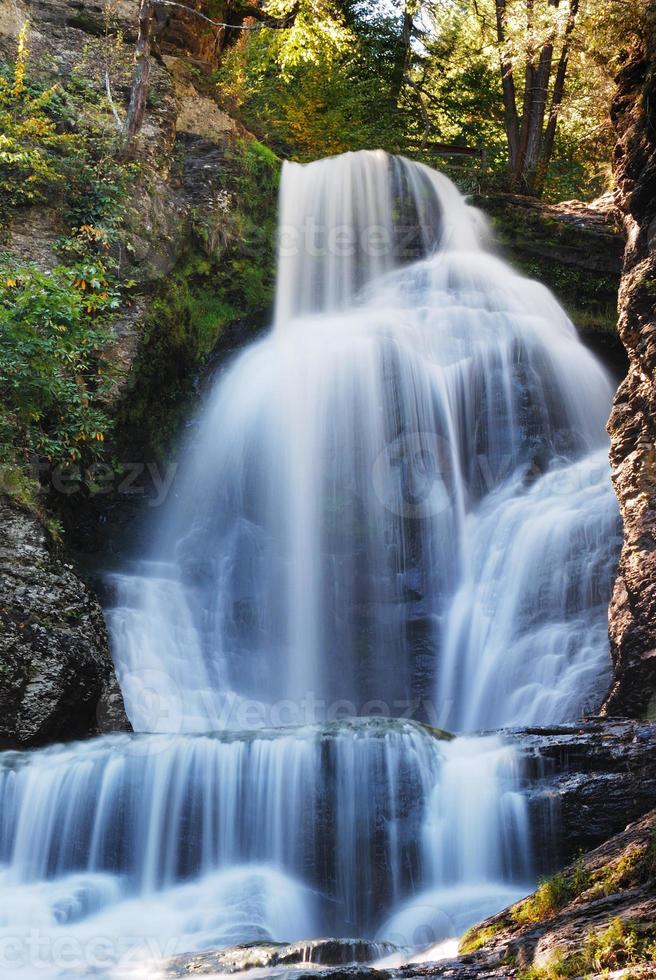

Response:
(0, 260), (114, 467)
(0, 23), (75, 211)
(262, 0), (352, 73)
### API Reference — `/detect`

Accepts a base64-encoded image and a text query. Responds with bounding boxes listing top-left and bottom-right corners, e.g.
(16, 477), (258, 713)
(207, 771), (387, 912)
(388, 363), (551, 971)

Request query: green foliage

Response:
(0, 26), (139, 514)
(1, 23), (134, 230)
(570, 855), (592, 896)
(217, 6), (409, 160)
(0, 259), (115, 473)
(0, 25), (75, 211)
(513, 872), (572, 925)
(517, 951), (577, 980)
(263, 0), (351, 73)
(218, 0), (644, 199)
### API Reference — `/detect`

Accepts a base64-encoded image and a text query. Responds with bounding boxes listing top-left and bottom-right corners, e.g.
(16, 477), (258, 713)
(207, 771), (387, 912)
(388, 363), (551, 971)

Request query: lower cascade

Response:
(0, 151), (620, 975)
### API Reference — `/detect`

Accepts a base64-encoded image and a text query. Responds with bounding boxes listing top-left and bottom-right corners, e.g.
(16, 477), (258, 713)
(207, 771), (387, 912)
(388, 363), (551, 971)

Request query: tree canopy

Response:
(215, 0), (649, 199)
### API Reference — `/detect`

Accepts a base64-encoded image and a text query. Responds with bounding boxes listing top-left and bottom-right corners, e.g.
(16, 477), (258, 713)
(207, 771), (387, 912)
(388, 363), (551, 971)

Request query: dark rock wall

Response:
(604, 24), (656, 718)
(509, 720), (656, 871)
(0, 495), (129, 747)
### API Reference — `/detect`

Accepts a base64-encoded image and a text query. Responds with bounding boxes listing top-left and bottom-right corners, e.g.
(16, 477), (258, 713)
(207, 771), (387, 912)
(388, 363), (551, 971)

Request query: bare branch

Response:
(105, 71), (123, 131)
(404, 73), (432, 150)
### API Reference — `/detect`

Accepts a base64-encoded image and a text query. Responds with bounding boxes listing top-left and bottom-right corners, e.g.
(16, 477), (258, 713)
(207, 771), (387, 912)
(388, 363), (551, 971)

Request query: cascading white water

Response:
(107, 151), (618, 733)
(0, 151), (620, 975)
(0, 724), (529, 972)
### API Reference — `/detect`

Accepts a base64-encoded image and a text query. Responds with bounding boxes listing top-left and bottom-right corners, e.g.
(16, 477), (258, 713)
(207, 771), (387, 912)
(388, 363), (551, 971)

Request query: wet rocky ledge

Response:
(163, 939), (400, 976)
(505, 718), (656, 871)
(0, 495), (129, 748)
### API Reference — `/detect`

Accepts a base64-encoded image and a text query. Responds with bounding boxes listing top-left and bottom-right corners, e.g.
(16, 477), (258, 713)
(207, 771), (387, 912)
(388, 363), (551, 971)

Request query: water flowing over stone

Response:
(0, 151), (621, 974)
(0, 724), (530, 971)
(107, 151), (619, 734)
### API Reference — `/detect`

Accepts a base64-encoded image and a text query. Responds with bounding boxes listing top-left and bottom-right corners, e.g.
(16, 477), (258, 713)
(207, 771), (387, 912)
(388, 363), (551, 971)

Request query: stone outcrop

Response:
(508, 719), (656, 871)
(0, 495), (129, 747)
(603, 20), (656, 718)
(475, 192), (625, 370)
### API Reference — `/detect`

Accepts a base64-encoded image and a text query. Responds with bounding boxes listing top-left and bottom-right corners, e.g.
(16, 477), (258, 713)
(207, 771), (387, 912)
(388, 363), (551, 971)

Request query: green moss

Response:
(0, 463), (63, 538)
(480, 201), (621, 337)
(187, 286), (239, 352)
(114, 261), (225, 461)
(116, 138), (281, 461)
(0, 463), (41, 513)
(504, 250), (618, 334)
(423, 724), (456, 742)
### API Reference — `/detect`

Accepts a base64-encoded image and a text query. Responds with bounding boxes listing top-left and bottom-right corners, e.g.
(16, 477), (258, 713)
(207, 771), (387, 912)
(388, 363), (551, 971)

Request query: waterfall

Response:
(0, 151), (620, 975)
(0, 724), (530, 970)
(107, 151), (618, 734)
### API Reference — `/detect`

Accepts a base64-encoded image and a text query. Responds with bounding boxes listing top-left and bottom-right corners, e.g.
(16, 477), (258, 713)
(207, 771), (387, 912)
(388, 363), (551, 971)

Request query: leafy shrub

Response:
(0, 259), (116, 474)
(0, 25), (74, 211)
(513, 872), (572, 925)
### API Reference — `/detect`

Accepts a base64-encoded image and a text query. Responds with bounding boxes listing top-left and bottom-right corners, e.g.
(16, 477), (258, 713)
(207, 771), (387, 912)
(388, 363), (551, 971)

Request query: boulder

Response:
(0, 494), (129, 747)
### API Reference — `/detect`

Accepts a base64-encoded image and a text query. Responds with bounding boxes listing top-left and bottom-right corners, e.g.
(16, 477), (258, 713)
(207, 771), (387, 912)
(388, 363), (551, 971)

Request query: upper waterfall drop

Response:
(107, 149), (620, 734)
(273, 151), (479, 325)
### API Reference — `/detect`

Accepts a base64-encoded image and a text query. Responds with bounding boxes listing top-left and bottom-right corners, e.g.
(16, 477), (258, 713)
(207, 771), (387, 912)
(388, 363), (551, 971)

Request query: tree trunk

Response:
(390, 2), (415, 105)
(514, 0), (536, 182)
(122, 0), (155, 150)
(534, 0), (580, 195)
(494, 0), (520, 173)
(522, 40), (554, 192)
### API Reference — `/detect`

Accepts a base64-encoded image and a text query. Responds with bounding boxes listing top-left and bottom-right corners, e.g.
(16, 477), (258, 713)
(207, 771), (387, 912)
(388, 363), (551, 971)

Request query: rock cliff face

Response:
(604, 25), (656, 719)
(456, 809), (656, 978)
(0, 495), (128, 747)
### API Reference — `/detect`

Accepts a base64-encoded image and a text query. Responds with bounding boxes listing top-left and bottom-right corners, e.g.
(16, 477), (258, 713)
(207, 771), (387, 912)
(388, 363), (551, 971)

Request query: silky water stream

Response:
(0, 151), (621, 976)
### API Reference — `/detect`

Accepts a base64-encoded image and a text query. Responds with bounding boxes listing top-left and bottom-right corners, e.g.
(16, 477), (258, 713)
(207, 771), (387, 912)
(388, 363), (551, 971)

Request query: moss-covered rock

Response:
(114, 134), (280, 462)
